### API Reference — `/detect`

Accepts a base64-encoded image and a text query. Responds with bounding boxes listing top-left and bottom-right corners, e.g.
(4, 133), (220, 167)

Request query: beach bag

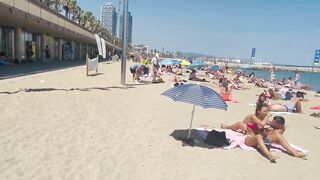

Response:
(204, 130), (230, 147)
(296, 91), (305, 98)
(284, 91), (292, 100)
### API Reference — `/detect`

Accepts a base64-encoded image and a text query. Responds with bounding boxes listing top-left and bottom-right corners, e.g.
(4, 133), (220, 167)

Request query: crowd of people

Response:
(127, 55), (310, 163)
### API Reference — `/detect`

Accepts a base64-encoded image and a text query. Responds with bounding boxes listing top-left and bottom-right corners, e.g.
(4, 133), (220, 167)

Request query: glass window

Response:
(0, 27), (2, 53)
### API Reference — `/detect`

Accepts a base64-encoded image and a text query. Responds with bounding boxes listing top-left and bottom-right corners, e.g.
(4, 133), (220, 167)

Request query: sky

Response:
(77, 0), (320, 66)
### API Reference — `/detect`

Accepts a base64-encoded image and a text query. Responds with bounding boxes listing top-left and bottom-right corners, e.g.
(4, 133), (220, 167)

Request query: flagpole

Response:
(313, 49), (320, 72)
(312, 62), (315, 72)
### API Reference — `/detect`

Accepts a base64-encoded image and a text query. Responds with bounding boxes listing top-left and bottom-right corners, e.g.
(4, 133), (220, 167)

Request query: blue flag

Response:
(251, 48), (256, 58)
(315, 49), (320, 64)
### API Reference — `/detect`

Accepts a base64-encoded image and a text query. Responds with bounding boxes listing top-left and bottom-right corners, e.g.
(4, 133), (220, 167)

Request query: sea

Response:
(240, 69), (320, 91)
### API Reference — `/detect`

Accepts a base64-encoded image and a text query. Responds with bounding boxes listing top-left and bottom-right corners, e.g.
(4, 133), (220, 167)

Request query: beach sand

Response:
(1, 61), (320, 180)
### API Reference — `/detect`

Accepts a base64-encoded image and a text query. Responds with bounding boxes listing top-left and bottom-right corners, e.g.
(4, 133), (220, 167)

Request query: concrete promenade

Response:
(0, 60), (85, 80)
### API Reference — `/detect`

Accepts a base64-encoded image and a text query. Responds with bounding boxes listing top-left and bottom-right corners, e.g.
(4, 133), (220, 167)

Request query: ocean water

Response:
(239, 69), (320, 91)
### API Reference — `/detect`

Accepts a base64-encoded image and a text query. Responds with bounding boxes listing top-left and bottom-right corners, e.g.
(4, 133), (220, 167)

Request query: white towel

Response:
(248, 103), (256, 107)
(270, 111), (294, 115)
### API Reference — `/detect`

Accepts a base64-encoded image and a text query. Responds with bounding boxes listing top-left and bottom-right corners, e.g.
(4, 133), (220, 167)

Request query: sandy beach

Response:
(1, 61), (320, 180)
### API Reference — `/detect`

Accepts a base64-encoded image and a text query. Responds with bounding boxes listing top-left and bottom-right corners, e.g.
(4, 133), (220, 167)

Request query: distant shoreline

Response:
(228, 63), (320, 73)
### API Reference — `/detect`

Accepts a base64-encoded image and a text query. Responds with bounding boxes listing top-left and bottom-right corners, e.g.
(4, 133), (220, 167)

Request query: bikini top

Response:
(247, 123), (260, 134)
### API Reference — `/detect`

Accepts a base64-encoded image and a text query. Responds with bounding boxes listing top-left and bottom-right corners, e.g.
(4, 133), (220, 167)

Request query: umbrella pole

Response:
(187, 105), (196, 139)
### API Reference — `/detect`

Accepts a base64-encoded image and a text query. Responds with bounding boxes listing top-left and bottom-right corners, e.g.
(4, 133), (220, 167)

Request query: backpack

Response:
(204, 130), (230, 147)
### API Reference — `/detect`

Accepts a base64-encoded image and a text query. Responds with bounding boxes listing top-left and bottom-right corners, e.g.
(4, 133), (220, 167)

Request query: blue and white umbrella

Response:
(161, 83), (227, 145)
(160, 59), (180, 66)
(187, 61), (208, 70)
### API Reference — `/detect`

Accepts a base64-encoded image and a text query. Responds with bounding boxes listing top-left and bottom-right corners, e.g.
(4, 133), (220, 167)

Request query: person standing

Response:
(44, 45), (50, 62)
(294, 71), (300, 85)
(270, 66), (276, 83)
(26, 45), (33, 62)
(151, 53), (160, 82)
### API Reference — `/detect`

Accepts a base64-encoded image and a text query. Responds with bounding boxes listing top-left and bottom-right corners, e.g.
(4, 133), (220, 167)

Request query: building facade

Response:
(100, 2), (117, 36)
(0, 0), (120, 64)
(119, 11), (133, 44)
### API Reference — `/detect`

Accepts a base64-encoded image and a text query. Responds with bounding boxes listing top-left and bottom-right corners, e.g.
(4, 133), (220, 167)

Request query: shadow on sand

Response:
(0, 86), (135, 95)
(0, 60), (85, 80)
(170, 129), (220, 149)
(87, 73), (104, 77)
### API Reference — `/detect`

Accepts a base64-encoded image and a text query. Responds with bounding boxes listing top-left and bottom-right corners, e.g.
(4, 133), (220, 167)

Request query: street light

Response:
(121, 0), (129, 85)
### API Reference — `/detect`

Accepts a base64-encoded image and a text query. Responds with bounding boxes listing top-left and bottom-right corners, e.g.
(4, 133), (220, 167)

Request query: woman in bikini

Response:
(222, 103), (306, 163)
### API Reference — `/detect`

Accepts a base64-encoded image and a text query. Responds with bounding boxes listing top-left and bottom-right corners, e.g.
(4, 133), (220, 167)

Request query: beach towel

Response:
(310, 106), (320, 110)
(270, 112), (294, 115)
(224, 98), (240, 103)
(196, 128), (307, 154)
(248, 103), (256, 107)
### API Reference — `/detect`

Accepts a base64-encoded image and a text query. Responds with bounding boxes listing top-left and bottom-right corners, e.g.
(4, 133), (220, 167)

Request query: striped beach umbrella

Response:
(161, 83), (227, 145)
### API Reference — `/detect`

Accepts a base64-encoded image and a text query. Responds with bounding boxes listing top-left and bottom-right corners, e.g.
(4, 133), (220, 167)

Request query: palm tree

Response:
(61, 0), (71, 18)
(75, 5), (82, 24)
(81, 11), (92, 27)
(68, 0), (77, 21)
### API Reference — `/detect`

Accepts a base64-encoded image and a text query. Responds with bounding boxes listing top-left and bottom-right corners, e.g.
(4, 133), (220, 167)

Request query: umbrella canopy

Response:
(161, 84), (228, 145)
(160, 59), (180, 66)
(180, 60), (191, 66)
(187, 61), (208, 70)
(162, 84), (227, 110)
(210, 65), (220, 71)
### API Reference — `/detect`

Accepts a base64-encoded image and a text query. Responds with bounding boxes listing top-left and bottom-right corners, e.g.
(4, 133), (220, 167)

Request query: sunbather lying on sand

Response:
(269, 97), (302, 113)
(257, 93), (302, 113)
(221, 103), (306, 163)
(189, 70), (206, 82)
(172, 75), (187, 86)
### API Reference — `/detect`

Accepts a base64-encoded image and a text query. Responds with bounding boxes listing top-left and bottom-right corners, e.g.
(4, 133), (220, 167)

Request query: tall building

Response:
(119, 11), (133, 44)
(100, 2), (118, 36)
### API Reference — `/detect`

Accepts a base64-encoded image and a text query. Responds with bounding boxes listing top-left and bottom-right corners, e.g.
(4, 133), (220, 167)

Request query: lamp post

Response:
(121, 0), (129, 85)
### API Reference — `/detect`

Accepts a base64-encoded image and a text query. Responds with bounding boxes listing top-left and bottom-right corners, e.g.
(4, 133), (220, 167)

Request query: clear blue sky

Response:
(77, 0), (320, 65)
